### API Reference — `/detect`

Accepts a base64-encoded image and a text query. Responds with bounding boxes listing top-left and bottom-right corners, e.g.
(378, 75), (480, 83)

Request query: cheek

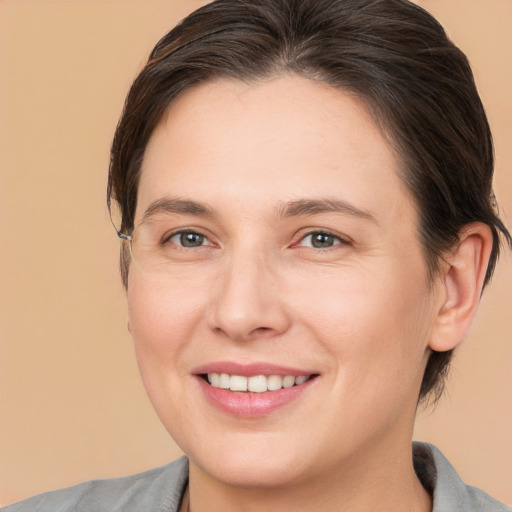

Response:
(127, 272), (207, 349)
(126, 274), (209, 436)
(294, 263), (434, 392)
(126, 273), (208, 405)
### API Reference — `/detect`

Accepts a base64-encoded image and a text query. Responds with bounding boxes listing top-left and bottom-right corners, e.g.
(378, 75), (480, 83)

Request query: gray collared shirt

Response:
(2, 443), (510, 511)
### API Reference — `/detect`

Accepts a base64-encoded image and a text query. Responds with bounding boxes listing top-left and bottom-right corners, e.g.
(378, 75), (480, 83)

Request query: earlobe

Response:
(127, 317), (132, 334)
(429, 223), (493, 352)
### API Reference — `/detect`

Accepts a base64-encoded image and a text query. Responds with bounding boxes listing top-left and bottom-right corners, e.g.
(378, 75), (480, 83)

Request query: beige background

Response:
(0, 0), (510, 507)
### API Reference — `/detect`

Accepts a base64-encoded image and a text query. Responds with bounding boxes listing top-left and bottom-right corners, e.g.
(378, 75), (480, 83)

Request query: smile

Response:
(195, 365), (318, 417)
(207, 373), (311, 393)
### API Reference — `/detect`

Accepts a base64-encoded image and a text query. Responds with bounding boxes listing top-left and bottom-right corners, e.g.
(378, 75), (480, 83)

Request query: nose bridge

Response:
(210, 242), (289, 341)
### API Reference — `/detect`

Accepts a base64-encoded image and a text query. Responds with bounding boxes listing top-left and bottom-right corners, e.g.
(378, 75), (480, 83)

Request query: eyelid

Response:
(292, 229), (352, 248)
(158, 226), (350, 250)
(162, 228), (217, 247)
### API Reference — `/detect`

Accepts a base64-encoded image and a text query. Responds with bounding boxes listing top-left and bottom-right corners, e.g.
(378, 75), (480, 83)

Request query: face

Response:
(127, 76), (439, 489)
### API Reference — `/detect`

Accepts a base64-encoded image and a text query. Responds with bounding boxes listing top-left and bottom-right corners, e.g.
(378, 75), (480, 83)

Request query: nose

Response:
(207, 249), (291, 342)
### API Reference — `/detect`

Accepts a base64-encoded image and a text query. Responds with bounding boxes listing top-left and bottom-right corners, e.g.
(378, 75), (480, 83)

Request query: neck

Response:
(187, 441), (432, 512)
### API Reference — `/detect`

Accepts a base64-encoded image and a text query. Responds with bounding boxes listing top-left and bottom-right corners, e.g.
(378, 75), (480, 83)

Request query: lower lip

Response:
(196, 377), (315, 418)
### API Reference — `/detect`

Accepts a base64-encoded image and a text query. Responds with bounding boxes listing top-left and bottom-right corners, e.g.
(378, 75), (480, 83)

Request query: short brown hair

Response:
(108, 0), (511, 403)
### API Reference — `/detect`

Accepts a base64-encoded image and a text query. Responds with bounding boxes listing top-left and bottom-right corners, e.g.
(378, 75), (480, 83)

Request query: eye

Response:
(297, 231), (346, 249)
(166, 230), (211, 248)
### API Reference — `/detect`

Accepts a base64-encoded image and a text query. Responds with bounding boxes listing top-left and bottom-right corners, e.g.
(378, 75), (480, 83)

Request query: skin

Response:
(126, 75), (492, 512)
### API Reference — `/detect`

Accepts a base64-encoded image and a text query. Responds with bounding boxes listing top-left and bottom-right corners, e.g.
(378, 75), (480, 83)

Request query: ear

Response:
(429, 223), (493, 352)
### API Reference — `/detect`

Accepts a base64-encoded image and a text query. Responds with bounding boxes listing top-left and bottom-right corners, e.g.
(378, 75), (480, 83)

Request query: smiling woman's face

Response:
(127, 75), (439, 488)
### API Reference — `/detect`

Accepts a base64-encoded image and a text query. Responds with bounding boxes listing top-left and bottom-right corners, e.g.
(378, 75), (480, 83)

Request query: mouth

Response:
(194, 363), (319, 417)
(202, 373), (313, 392)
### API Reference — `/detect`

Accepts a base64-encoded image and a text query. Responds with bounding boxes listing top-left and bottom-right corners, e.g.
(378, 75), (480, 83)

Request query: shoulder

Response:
(1, 456), (189, 512)
(413, 442), (511, 512)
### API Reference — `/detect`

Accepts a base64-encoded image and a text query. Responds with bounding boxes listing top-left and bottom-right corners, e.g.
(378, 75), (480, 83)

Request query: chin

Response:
(184, 431), (314, 489)
(200, 455), (308, 489)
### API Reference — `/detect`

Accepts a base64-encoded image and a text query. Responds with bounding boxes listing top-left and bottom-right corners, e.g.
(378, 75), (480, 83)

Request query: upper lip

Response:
(192, 361), (316, 377)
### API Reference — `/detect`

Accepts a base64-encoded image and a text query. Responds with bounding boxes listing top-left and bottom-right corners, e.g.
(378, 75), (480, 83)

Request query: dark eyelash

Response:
(161, 229), (205, 245)
(303, 230), (350, 244)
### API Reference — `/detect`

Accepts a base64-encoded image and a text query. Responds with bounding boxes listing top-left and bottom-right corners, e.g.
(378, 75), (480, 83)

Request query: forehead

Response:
(137, 75), (413, 226)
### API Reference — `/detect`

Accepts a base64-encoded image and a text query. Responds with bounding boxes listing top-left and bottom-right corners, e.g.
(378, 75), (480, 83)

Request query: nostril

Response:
(207, 291), (291, 341)
(248, 326), (274, 337)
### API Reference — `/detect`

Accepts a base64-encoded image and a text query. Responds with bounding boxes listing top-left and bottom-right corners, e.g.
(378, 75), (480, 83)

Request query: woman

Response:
(5, 0), (511, 510)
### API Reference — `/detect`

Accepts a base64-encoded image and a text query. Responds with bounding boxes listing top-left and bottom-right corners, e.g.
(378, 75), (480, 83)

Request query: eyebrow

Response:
(142, 197), (214, 221)
(141, 196), (376, 224)
(276, 198), (377, 223)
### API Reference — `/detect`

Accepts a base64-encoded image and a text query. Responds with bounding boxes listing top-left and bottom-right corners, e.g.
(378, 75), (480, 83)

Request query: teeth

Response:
(219, 373), (230, 389)
(208, 373), (220, 387)
(229, 375), (248, 391)
(282, 375), (295, 388)
(206, 373), (311, 392)
(267, 375), (283, 391)
(295, 375), (308, 385)
(248, 375), (267, 393)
